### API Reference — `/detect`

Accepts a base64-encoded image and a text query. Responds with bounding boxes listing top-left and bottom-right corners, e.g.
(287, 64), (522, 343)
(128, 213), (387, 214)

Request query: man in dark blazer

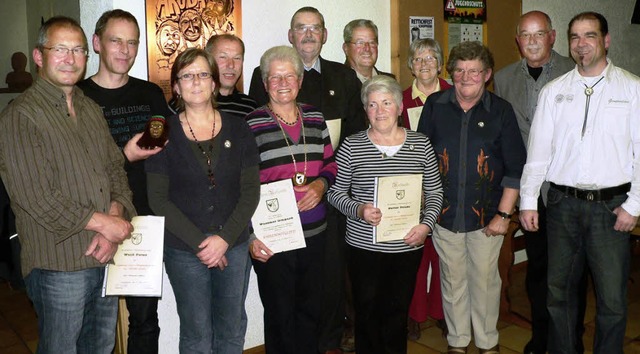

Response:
(249, 6), (366, 354)
(342, 19), (395, 83)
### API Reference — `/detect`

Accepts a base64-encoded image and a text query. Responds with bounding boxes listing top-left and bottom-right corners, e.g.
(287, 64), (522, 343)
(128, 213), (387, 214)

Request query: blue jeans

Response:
(546, 188), (630, 354)
(25, 267), (118, 354)
(164, 240), (252, 354)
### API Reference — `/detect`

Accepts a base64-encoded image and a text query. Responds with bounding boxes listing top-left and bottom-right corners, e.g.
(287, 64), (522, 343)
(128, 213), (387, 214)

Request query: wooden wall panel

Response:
(390, 0), (522, 89)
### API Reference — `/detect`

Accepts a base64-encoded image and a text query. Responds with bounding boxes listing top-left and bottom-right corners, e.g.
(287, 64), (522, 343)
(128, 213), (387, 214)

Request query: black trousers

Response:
(317, 208), (347, 352)
(253, 232), (326, 354)
(524, 196), (588, 353)
(125, 296), (160, 354)
(349, 246), (422, 354)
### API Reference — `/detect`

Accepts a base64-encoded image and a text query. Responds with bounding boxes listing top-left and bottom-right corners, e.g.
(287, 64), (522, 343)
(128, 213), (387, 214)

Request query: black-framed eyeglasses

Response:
(178, 72), (213, 81)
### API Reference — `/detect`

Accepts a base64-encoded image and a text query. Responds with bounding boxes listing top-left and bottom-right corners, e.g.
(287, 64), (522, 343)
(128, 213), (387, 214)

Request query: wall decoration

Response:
(145, 0), (241, 100)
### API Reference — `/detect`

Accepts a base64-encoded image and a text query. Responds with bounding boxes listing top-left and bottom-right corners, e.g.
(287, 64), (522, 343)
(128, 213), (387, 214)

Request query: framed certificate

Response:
(103, 216), (165, 297)
(373, 174), (423, 243)
(251, 179), (306, 253)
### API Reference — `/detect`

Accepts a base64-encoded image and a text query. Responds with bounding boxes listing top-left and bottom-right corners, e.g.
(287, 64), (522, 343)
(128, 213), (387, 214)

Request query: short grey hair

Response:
(343, 19), (378, 43)
(446, 41), (494, 76)
(37, 16), (87, 50)
(407, 38), (443, 70)
(361, 75), (403, 108)
(260, 46), (304, 82)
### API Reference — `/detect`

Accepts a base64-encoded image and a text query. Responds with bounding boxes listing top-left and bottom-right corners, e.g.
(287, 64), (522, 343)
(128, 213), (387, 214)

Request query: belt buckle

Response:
(586, 191), (594, 201)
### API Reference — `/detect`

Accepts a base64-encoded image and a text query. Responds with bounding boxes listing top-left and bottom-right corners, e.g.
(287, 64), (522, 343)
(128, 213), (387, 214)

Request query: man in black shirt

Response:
(77, 10), (171, 354)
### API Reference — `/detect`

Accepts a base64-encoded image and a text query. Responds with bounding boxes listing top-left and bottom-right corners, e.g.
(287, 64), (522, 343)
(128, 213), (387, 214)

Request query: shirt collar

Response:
(569, 58), (613, 85)
(34, 77), (83, 104)
(354, 67), (379, 83)
(437, 86), (491, 112)
(304, 57), (322, 73)
(411, 79), (441, 101)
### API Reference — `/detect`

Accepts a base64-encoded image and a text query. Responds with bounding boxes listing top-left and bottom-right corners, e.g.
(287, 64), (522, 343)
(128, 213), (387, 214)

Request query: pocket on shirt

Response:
(602, 106), (630, 136)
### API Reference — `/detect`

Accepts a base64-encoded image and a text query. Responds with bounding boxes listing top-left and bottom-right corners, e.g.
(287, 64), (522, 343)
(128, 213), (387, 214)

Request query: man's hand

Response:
(519, 210), (539, 232)
(84, 234), (118, 263)
(122, 132), (165, 163)
(196, 235), (229, 269)
(484, 215), (511, 236)
(249, 239), (273, 263)
(613, 206), (638, 232)
(86, 212), (133, 244)
(295, 179), (325, 212)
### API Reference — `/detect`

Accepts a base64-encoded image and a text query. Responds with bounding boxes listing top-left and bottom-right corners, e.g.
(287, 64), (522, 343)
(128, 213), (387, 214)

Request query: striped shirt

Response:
(327, 129), (443, 253)
(245, 104), (336, 238)
(217, 90), (258, 118)
(0, 78), (135, 276)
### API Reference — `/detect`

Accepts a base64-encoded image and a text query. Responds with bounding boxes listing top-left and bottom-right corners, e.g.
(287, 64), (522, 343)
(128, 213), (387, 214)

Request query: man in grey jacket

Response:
(494, 10), (581, 354)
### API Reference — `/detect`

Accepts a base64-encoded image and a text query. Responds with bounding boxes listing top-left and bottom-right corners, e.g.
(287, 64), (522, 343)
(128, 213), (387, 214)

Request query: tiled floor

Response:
(1, 248), (639, 354)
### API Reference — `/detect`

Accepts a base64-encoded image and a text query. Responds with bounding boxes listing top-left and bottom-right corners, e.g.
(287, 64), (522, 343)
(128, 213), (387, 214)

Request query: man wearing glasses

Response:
(342, 19), (394, 83)
(77, 9), (171, 354)
(249, 7), (366, 354)
(494, 11), (579, 354)
(0, 16), (135, 353)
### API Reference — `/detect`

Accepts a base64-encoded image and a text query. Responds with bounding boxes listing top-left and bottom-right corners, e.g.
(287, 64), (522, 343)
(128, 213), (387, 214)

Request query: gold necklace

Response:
(270, 104), (307, 186)
(184, 110), (217, 186)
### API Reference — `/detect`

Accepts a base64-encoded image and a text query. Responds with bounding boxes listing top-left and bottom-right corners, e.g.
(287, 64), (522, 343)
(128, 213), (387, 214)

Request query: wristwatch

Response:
(496, 211), (512, 220)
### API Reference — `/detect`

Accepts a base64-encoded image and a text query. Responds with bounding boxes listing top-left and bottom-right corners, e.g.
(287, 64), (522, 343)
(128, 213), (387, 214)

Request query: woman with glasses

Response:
(146, 48), (261, 354)
(417, 41), (526, 354)
(246, 46), (337, 354)
(401, 38), (451, 342)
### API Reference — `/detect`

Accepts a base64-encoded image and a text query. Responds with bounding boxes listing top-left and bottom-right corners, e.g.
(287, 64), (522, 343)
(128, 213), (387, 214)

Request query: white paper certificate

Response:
(103, 215), (165, 297)
(252, 179), (306, 253)
(373, 174), (423, 243)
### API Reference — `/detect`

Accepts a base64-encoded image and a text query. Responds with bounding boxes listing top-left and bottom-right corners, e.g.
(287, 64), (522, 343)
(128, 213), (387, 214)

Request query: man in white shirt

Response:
(520, 12), (640, 354)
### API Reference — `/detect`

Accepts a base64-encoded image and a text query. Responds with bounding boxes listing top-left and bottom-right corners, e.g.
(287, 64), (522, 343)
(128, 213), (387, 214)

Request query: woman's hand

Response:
(358, 203), (382, 226)
(197, 235), (229, 269)
(483, 215), (511, 237)
(295, 179), (325, 212)
(404, 224), (431, 247)
(249, 239), (274, 263)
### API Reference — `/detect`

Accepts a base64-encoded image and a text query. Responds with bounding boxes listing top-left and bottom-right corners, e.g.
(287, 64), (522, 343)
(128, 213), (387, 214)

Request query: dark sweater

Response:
(146, 112), (260, 252)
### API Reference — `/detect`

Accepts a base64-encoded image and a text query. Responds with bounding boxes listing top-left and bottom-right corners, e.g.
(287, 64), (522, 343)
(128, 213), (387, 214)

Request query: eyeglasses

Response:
(412, 56), (437, 65)
(267, 74), (298, 84)
(517, 31), (550, 41)
(292, 24), (323, 34)
(42, 46), (88, 58)
(452, 68), (484, 79)
(178, 72), (213, 81)
(349, 40), (378, 48)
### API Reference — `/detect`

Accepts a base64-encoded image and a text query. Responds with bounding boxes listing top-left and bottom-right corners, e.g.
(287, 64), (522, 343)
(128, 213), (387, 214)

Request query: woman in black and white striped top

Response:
(327, 75), (443, 354)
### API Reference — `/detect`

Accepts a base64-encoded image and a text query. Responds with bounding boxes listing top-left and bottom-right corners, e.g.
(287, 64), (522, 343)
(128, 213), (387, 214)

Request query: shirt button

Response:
(208, 206), (214, 212)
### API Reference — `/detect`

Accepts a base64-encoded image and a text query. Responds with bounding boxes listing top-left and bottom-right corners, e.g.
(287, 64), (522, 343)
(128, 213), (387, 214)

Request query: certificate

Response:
(103, 215), (165, 297)
(251, 179), (306, 253)
(373, 174), (423, 243)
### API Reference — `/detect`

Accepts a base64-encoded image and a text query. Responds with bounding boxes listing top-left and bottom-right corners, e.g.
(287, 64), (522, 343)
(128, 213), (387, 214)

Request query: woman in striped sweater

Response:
(327, 75), (443, 354)
(245, 46), (337, 354)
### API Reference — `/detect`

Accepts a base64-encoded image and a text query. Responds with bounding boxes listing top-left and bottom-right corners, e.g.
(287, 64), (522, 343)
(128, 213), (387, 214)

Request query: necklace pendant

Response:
(382, 152), (387, 159)
(584, 87), (594, 96)
(293, 172), (307, 186)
